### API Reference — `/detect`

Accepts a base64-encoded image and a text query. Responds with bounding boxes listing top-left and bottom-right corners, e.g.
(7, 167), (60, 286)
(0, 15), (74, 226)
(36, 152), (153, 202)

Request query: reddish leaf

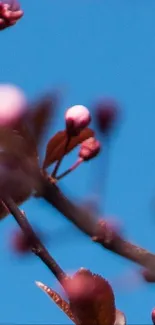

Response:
(67, 269), (116, 325)
(13, 124), (39, 163)
(0, 149), (36, 221)
(0, 167), (32, 220)
(14, 93), (58, 162)
(36, 282), (75, 323)
(43, 127), (94, 169)
(36, 269), (117, 325)
(28, 93), (58, 145)
(0, 128), (33, 161)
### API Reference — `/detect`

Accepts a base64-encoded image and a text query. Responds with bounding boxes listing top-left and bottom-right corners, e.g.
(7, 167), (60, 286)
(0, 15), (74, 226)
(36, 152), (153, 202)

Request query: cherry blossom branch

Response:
(39, 174), (155, 276)
(2, 196), (66, 283)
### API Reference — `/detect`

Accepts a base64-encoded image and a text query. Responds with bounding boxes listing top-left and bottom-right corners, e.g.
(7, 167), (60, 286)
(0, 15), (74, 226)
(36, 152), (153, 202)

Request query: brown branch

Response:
(2, 196), (66, 284)
(38, 173), (155, 275)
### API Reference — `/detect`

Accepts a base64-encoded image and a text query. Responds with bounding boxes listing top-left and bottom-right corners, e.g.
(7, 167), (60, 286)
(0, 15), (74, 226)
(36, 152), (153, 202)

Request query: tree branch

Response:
(38, 174), (155, 275)
(2, 196), (66, 283)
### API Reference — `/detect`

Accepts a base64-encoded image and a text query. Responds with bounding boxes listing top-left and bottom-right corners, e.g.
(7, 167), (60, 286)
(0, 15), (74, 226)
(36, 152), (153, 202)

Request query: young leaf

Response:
(13, 124), (39, 163)
(14, 93), (58, 162)
(0, 128), (36, 162)
(35, 269), (119, 325)
(35, 281), (75, 323)
(28, 93), (58, 145)
(115, 310), (126, 325)
(68, 268), (116, 325)
(43, 128), (94, 169)
(0, 149), (35, 221)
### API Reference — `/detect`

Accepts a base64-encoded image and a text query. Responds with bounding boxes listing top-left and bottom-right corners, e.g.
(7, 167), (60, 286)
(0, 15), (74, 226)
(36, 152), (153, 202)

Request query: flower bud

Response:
(94, 99), (119, 134)
(152, 308), (155, 324)
(0, 84), (27, 126)
(65, 105), (91, 136)
(0, 1), (23, 30)
(141, 269), (155, 283)
(79, 137), (100, 161)
(10, 227), (44, 255)
(10, 229), (32, 254)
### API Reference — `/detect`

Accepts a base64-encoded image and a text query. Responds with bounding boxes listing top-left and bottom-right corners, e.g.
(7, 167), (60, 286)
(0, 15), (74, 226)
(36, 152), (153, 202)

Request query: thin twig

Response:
(2, 196), (66, 283)
(57, 157), (83, 181)
(38, 174), (155, 276)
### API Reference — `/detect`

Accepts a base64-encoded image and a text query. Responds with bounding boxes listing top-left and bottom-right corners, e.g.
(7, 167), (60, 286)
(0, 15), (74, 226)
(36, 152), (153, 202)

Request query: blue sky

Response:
(0, 0), (155, 323)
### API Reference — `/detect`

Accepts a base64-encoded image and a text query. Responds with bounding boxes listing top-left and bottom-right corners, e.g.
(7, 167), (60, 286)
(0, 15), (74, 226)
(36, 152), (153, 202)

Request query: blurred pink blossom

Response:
(141, 269), (155, 283)
(10, 229), (32, 254)
(0, 84), (27, 126)
(9, 226), (45, 255)
(0, 0), (23, 30)
(152, 308), (155, 324)
(1, 0), (20, 11)
(94, 99), (119, 134)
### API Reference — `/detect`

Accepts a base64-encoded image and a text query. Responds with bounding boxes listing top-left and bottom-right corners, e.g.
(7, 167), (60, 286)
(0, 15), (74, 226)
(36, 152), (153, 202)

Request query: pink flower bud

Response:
(0, 84), (27, 126)
(65, 105), (91, 136)
(79, 137), (101, 161)
(152, 308), (155, 324)
(10, 227), (44, 255)
(10, 229), (32, 254)
(141, 269), (155, 283)
(94, 99), (119, 134)
(0, 0), (23, 30)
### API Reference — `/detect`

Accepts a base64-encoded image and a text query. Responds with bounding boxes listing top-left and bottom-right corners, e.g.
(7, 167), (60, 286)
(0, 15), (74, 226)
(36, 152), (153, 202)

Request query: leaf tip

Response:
(35, 280), (45, 289)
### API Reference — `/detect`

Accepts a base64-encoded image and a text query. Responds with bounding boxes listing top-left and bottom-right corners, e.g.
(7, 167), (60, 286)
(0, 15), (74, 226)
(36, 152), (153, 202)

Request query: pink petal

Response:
(1, 0), (20, 11)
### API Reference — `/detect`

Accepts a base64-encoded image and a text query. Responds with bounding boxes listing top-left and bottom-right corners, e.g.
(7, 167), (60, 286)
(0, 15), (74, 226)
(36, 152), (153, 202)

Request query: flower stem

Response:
(57, 157), (83, 181)
(2, 196), (66, 284)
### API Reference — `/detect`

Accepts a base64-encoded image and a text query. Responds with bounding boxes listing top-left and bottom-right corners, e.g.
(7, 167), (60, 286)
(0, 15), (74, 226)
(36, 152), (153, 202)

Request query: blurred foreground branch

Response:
(2, 196), (66, 283)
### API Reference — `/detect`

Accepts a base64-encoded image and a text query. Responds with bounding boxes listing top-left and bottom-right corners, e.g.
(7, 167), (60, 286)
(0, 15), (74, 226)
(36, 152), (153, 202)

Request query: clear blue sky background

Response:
(0, 0), (155, 324)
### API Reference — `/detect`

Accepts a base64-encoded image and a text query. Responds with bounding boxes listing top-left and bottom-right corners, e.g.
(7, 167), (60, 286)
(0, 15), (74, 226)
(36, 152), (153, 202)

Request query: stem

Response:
(57, 157), (83, 181)
(2, 196), (66, 284)
(37, 174), (155, 276)
(52, 135), (71, 178)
